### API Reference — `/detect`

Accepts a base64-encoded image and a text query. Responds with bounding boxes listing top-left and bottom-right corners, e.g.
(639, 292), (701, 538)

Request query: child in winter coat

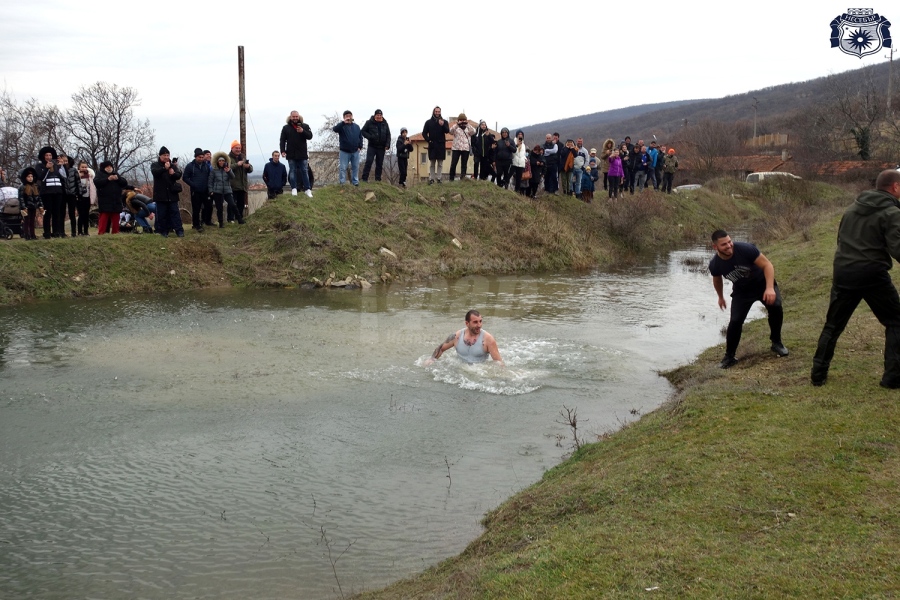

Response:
(581, 166), (595, 203)
(18, 166), (41, 240)
(93, 161), (128, 235)
(608, 151), (625, 199)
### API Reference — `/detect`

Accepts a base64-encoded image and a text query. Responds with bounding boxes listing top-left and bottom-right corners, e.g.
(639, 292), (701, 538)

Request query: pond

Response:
(0, 246), (752, 599)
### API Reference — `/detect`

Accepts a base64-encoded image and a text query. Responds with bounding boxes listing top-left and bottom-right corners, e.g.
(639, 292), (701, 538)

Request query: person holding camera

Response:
(34, 146), (67, 238)
(448, 114), (476, 181)
(151, 146), (185, 237)
(332, 111), (363, 186)
(280, 111), (314, 197)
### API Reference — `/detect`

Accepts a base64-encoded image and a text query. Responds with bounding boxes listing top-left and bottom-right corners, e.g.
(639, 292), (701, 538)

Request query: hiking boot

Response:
(719, 355), (738, 369)
(771, 342), (789, 357)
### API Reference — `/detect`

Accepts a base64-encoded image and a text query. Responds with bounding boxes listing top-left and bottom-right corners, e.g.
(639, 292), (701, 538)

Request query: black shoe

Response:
(428, 180), (434, 185)
(437, 179), (442, 184)
(195, 225), (203, 232)
(879, 379), (900, 389)
(811, 376), (827, 387)
(771, 343), (789, 357)
(719, 355), (738, 369)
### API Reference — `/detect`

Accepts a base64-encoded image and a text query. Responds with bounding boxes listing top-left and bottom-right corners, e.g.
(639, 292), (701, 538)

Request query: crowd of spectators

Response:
(0, 106), (682, 240)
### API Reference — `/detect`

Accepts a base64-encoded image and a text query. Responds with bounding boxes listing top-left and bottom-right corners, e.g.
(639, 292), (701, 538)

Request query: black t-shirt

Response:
(709, 242), (764, 293)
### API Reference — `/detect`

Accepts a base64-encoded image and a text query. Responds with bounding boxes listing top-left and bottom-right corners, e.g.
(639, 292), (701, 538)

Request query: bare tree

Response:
(679, 118), (740, 176)
(311, 112), (342, 185)
(66, 82), (155, 177)
(0, 89), (67, 184)
(828, 67), (884, 160)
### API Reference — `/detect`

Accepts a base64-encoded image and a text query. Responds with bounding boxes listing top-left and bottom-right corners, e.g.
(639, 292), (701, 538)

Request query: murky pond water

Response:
(0, 246), (756, 598)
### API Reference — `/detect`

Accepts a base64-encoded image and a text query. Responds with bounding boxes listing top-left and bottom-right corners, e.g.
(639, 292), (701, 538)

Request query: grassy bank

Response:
(0, 178), (847, 305)
(351, 194), (900, 598)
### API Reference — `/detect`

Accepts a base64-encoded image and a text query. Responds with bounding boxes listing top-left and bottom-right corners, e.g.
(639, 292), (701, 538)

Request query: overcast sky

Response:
(1, 1), (895, 163)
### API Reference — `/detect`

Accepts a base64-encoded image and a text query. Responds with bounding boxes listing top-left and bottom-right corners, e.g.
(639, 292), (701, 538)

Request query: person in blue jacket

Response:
(263, 151), (288, 199)
(332, 110), (363, 186)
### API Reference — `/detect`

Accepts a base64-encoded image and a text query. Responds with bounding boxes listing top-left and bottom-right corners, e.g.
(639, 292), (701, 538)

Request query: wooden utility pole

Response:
(238, 46), (247, 151)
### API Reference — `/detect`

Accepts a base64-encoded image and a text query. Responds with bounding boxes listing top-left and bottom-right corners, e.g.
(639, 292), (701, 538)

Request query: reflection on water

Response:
(0, 246), (761, 598)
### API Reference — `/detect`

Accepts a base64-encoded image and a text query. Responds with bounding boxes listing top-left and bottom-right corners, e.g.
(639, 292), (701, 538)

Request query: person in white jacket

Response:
(448, 113), (476, 181)
(511, 130), (527, 193)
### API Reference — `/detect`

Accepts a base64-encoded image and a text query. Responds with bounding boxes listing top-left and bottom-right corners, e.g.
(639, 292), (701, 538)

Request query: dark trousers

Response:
(23, 210), (37, 239)
(228, 190), (247, 221)
(725, 284), (784, 357)
(529, 173), (543, 197)
(511, 166), (524, 193)
(475, 157), (494, 181)
(65, 194), (77, 236)
(449, 150), (470, 181)
(266, 187), (282, 200)
(212, 193), (240, 225)
(156, 201), (184, 236)
(663, 172), (675, 193)
(609, 176), (621, 198)
(654, 166), (664, 190)
(362, 146), (386, 181)
(813, 272), (900, 385)
(544, 164), (558, 192)
(42, 194), (65, 238)
(398, 157), (408, 186)
(77, 196), (91, 235)
(626, 167), (636, 193)
(190, 189), (210, 227)
(496, 160), (512, 188)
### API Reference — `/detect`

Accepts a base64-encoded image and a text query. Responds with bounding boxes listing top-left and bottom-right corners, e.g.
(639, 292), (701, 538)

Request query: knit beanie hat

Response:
(230, 140), (241, 150)
(158, 146), (170, 155)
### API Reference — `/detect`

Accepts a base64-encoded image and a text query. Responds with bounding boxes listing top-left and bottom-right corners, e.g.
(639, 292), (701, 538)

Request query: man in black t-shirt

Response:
(708, 229), (789, 368)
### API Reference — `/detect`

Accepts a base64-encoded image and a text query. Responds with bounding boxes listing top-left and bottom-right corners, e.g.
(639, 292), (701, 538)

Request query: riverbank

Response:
(351, 193), (900, 598)
(0, 178), (848, 306)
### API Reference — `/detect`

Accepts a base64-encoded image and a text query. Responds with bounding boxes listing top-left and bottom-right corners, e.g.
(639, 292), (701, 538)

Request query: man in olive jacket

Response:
(228, 141), (252, 222)
(812, 169), (900, 388)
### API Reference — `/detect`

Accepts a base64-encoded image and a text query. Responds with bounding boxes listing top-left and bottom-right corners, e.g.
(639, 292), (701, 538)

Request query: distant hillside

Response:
(519, 62), (894, 151)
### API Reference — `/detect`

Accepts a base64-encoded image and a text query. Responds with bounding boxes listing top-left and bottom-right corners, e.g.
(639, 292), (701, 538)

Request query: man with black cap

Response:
(151, 146), (185, 238)
(183, 147), (212, 231)
(396, 128), (413, 188)
(361, 109), (391, 183)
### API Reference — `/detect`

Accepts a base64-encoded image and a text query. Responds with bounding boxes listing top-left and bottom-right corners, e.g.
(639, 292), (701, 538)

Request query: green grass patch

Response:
(351, 189), (900, 598)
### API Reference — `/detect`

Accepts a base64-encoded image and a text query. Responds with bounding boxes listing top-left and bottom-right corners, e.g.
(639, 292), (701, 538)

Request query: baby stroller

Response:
(0, 187), (22, 239)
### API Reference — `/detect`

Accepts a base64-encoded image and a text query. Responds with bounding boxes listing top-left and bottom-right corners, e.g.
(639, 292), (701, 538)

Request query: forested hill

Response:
(517, 62), (893, 152)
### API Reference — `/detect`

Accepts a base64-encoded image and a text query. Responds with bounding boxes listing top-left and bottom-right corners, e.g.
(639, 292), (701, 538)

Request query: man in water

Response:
(426, 310), (504, 365)
(709, 229), (789, 368)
